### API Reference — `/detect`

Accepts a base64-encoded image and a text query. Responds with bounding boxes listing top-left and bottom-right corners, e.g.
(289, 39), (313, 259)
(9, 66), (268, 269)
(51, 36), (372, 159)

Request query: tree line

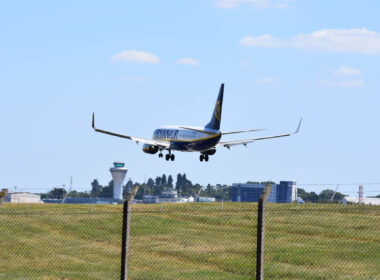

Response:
(297, 188), (346, 203)
(40, 173), (231, 201)
(40, 175), (355, 203)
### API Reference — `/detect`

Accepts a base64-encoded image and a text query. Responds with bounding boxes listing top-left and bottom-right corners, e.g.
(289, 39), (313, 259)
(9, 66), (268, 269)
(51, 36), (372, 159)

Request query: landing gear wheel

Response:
(170, 154), (175, 161)
(165, 154), (170, 161)
(205, 155), (209, 162)
(200, 155), (204, 162)
(159, 153), (163, 158)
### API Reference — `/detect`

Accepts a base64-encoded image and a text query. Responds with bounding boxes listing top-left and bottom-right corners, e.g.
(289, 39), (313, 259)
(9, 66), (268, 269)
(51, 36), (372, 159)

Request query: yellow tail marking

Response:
(214, 101), (221, 121)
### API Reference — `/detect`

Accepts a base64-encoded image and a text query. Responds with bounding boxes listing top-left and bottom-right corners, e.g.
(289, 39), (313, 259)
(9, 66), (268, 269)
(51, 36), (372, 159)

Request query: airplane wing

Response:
(217, 118), (302, 149)
(91, 113), (170, 149)
(221, 129), (266, 135)
(179, 127), (265, 135)
(178, 126), (217, 135)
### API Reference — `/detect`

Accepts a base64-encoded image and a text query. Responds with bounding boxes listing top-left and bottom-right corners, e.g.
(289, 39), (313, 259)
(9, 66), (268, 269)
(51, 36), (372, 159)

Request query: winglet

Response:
(92, 112), (95, 129)
(295, 118), (303, 134)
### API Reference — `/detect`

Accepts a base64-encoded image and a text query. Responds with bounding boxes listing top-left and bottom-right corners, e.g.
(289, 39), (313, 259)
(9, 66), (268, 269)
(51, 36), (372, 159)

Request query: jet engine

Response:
(202, 148), (216, 155)
(142, 144), (158, 154)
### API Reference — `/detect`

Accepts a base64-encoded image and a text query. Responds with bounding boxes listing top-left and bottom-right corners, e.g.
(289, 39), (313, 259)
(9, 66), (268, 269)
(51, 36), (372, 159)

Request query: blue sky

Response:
(1, 0), (380, 196)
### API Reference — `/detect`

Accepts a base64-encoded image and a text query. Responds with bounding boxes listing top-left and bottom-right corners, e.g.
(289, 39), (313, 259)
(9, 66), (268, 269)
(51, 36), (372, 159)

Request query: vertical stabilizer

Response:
(205, 83), (224, 130)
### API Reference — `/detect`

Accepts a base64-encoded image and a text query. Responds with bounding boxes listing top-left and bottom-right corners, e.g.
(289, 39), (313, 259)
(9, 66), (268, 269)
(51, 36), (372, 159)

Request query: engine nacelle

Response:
(202, 149), (216, 156)
(142, 144), (158, 154)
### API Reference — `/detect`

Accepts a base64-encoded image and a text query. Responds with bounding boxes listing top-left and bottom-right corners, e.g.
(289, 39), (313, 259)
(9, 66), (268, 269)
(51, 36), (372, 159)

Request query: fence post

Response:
(0, 189), (8, 209)
(120, 186), (138, 280)
(256, 184), (272, 280)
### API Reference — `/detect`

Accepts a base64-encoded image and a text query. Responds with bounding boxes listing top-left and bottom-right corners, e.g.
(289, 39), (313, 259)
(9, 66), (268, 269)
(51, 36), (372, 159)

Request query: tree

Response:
(205, 184), (215, 197)
(176, 174), (196, 197)
(318, 189), (335, 202)
(155, 176), (162, 187)
(318, 189), (345, 203)
(308, 192), (319, 203)
(147, 178), (155, 189)
(68, 190), (90, 198)
(48, 188), (67, 199)
(99, 180), (113, 198)
(123, 180), (133, 197)
(215, 185), (232, 201)
(176, 174), (183, 190)
(162, 174), (167, 185)
(261, 181), (276, 186)
(134, 183), (144, 200)
(68, 190), (79, 198)
(168, 175), (173, 188)
(182, 174), (188, 185)
(297, 188), (307, 197)
(91, 179), (102, 197)
(297, 188), (318, 203)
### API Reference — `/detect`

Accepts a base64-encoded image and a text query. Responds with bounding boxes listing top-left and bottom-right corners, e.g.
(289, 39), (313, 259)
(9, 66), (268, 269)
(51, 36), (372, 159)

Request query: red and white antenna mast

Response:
(358, 185), (364, 205)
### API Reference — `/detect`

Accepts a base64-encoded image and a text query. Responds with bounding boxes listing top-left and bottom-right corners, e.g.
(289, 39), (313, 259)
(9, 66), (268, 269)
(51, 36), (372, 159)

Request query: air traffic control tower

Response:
(110, 162), (128, 200)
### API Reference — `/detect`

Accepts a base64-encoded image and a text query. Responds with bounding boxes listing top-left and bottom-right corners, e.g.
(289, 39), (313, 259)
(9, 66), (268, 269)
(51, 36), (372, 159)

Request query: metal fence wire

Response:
(0, 203), (379, 279)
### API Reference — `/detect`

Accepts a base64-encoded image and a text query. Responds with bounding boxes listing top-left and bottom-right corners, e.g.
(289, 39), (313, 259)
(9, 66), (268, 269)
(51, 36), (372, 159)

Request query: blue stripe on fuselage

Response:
(153, 128), (179, 140)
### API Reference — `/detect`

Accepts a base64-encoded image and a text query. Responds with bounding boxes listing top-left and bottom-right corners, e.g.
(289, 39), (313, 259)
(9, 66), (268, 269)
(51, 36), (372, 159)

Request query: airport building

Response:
(197, 197), (216, 202)
(142, 189), (195, 204)
(342, 197), (380, 205)
(231, 181), (296, 203)
(5, 192), (44, 204)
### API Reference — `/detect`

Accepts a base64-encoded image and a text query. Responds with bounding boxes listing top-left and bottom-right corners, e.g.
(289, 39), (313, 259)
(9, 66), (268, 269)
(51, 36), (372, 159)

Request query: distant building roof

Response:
(198, 197), (216, 202)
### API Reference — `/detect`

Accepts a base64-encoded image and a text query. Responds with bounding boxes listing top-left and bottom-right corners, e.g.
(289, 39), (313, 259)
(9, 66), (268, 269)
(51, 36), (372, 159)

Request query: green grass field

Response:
(0, 202), (379, 279)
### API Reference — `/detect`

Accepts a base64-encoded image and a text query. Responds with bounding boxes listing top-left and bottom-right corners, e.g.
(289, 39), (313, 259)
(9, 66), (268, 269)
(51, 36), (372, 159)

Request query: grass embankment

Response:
(0, 203), (379, 279)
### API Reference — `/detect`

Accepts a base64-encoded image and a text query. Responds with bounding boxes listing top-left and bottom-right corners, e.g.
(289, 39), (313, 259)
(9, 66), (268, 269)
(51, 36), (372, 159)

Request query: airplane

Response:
(92, 83), (302, 162)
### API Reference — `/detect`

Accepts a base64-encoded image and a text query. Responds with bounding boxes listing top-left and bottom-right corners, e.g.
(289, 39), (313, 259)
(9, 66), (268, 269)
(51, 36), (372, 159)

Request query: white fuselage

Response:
(152, 126), (221, 152)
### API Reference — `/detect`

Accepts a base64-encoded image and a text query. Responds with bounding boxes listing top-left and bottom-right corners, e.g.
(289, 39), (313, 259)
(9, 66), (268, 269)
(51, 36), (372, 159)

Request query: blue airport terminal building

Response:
(231, 181), (296, 203)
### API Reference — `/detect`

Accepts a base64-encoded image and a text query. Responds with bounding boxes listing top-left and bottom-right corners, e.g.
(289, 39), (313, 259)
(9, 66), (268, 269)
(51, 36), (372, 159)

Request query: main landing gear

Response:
(160, 150), (175, 161)
(165, 154), (175, 161)
(200, 154), (209, 162)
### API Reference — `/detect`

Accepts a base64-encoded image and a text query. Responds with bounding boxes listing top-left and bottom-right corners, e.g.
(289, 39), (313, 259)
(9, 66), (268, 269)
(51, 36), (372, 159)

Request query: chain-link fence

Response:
(0, 202), (379, 279)
(264, 205), (380, 279)
(0, 204), (123, 280)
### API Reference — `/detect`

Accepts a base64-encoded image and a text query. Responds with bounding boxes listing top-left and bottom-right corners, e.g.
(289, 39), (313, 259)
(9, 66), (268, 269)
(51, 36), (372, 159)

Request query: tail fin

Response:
(205, 83), (224, 130)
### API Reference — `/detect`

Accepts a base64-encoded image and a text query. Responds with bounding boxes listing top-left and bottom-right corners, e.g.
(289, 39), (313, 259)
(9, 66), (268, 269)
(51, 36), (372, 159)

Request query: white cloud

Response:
(241, 34), (286, 48)
(319, 79), (364, 88)
(216, 0), (292, 9)
(241, 28), (380, 54)
(257, 77), (278, 84)
(316, 66), (364, 88)
(333, 66), (362, 77)
(111, 50), (160, 63)
(120, 77), (151, 83)
(177, 57), (200, 66)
